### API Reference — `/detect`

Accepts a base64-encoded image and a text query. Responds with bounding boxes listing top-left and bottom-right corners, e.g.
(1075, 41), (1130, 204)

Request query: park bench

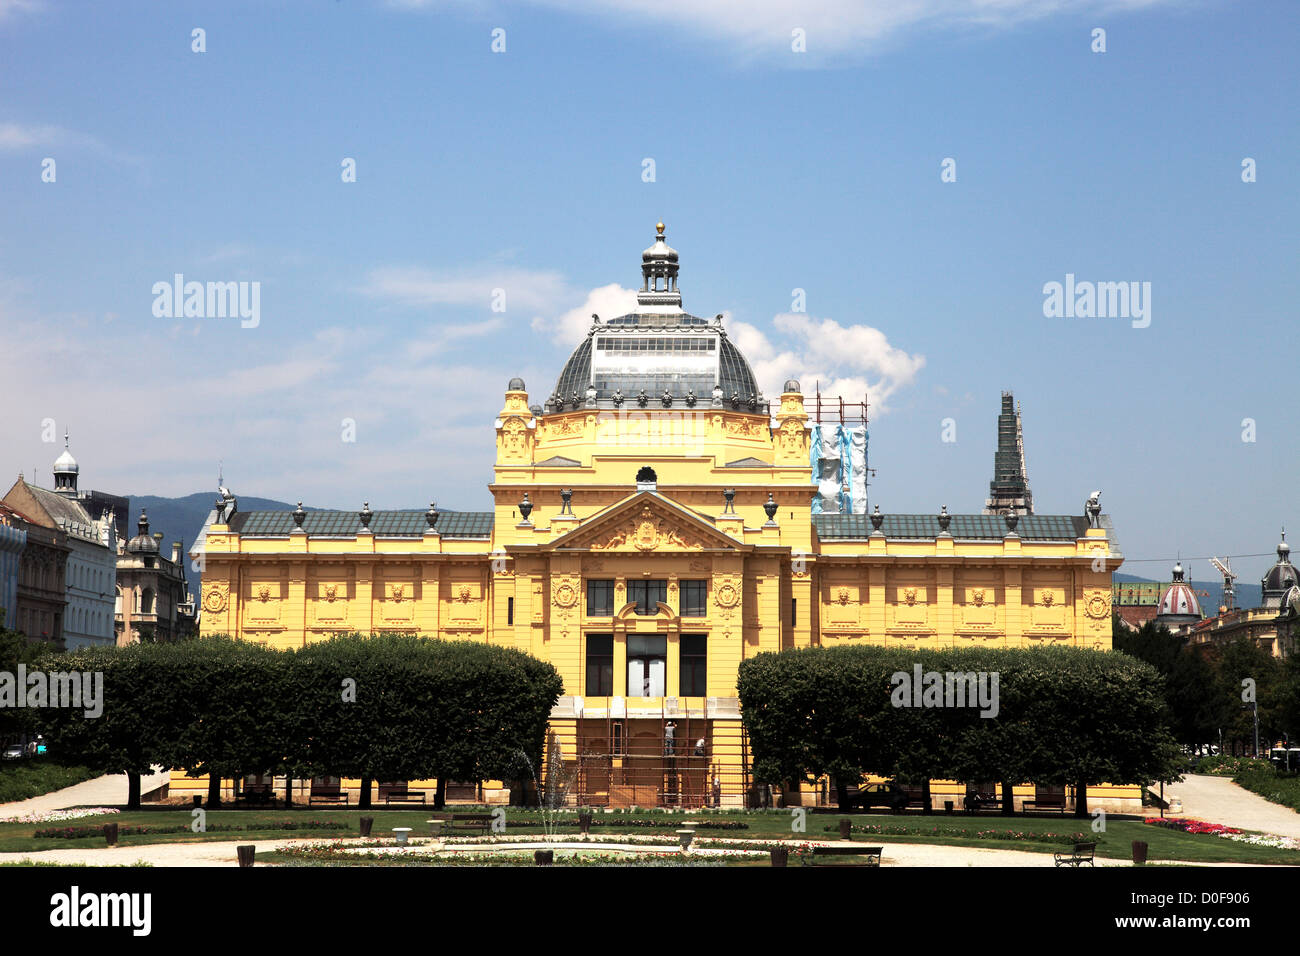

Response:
(429, 811), (495, 833)
(803, 845), (884, 867)
(379, 781), (427, 805)
(1022, 788), (1069, 814)
(963, 785), (1000, 813)
(237, 776), (276, 807)
(899, 785), (929, 812)
(1053, 842), (1096, 867)
(309, 777), (349, 806)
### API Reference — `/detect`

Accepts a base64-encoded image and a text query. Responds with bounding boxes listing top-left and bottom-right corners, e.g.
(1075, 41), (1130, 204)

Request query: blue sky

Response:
(1, 0), (1296, 584)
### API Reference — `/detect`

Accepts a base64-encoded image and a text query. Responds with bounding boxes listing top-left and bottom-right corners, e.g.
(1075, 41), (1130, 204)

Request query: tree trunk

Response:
(284, 775), (292, 808)
(1000, 780), (1015, 816)
(1074, 780), (1089, 819)
(434, 777), (447, 810)
(207, 774), (222, 808)
(921, 779), (933, 815)
(359, 776), (373, 810)
(126, 771), (142, 810)
(835, 781), (849, 811)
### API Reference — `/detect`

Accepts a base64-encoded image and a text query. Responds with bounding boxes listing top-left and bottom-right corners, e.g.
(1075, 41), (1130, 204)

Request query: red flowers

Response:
(1143, 817), (1242, 835)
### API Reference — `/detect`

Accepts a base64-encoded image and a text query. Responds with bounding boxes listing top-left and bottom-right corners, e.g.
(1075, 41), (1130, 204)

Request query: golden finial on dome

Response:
(656, 221), (665, 235)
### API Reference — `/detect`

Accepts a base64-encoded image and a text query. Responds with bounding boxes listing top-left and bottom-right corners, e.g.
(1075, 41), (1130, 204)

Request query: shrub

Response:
(738, 644), (1183, 813)
(1196, 754), (1268, 777)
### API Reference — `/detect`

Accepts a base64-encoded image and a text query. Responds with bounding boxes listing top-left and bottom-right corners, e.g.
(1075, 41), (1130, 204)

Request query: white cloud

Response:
(363, 260), (640, 348)
(0, 122), (144, 166)
(729, 312), (924, 411)
(360, 265), (569, 314)
(199, 243), (256, 264)
(390, 0), (1170, 56)
(0, 123), (81, 151)
(533, 282), (639, 344)
(0, 284), (512, 508)
(0, 0), (41, 24)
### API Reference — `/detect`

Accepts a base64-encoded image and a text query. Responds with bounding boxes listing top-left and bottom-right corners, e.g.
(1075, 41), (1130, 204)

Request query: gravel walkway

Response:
(0, 769), (170, 818)
(1164, 774), (1300, 838)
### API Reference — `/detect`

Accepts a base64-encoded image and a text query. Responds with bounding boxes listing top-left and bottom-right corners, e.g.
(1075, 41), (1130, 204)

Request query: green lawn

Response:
(1, 806), (1295, 866)
(1231, 766), (1300, 813)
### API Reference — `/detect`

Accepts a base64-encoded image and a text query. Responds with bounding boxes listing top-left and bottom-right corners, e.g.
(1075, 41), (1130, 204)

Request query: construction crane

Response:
(1210, 556), (1237, 613)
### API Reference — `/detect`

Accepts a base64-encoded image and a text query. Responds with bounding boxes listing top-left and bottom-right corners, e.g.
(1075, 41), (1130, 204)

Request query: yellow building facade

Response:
(191, 224), (1135, 811)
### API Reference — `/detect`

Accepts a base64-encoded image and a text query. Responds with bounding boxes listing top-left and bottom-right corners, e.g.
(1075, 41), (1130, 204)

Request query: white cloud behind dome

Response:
(728, 312), (925, 410)
(533, 283), (639, 344)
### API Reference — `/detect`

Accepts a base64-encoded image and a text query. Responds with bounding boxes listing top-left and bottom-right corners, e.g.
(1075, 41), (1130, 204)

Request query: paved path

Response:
(0, 769), (171, 818)
(0, 838), (305, 867)
(0, 835), (1270, 867)
(1164, 774), (1300, 838)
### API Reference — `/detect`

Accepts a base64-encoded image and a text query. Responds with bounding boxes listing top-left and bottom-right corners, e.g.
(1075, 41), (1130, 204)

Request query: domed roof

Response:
(127, 510), (160, 554)
(550, 324), (761, 409)
(643, 222), (678, 263)
(1157, 562), (1202, 623)
(53, 440), (77, 475)
(547, 224), (762, 410)
(507, 377), (526, 391)
(1263, 532), (1299, 599)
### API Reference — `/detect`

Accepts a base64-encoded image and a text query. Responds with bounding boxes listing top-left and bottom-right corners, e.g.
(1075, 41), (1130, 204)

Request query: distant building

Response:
(1188, 531), (1298, 658)
(77, 490), (130, 541)
(1112, 579), (1167, 630)
(3, 498), (69, 647)
(982, 392), (1033, 516)
(0, 503), (28, 630)
(2, 437), (118, 649)
(1155, 562), (1203, 632)
(115, 510), (194, 644)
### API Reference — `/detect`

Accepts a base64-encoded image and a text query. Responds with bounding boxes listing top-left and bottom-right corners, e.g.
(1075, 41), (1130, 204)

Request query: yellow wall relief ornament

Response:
(202, 585), (228, 614)
(715, 582), (740, 609)
(1086, 593), (1110, 619)
(553, 582), (578, 608)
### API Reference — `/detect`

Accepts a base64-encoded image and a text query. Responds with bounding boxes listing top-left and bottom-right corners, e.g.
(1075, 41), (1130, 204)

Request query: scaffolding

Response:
(543, 700), (752, 808)
(760, 387), (870, 426)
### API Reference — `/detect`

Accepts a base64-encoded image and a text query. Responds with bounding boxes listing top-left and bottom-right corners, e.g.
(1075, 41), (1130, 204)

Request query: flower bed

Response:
(1144, 816), (1298, 849)
(1143, 817), (1242, 836)
(824, 823), (1083, 845)
(507, 818), (747, 831)
(34, 819), (349, 839)
(275, 840), (766, 867)
(0, 807), (119, 824)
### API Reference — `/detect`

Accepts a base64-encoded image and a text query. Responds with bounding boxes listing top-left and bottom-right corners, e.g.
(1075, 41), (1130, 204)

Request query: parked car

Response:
(2, 744), (24, 760)
(842, 780), (910, 813)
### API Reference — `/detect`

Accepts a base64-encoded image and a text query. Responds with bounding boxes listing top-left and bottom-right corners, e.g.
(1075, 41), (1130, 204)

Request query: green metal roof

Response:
(228, 510), (494, 538)
(813, 513), (1090, 541)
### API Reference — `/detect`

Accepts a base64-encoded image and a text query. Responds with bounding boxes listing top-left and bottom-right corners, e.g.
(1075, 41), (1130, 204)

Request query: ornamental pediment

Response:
(546, 491), (743, 554)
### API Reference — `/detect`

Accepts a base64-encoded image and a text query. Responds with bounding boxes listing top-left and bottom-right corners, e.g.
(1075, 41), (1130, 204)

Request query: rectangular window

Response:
(627, 579), (667, 615)
(680, 634), (707, 696)
(587, 579), (615, 616)
(791, 597), (797, 628)
(507, 597), (514, 626)
(586, 635), (613, 696)
(627, 635), (666, 697)
(680, 580), (707, 617)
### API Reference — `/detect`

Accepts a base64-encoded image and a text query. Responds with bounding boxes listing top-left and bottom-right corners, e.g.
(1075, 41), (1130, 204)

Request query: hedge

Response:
(738, 644), (1183, 815)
